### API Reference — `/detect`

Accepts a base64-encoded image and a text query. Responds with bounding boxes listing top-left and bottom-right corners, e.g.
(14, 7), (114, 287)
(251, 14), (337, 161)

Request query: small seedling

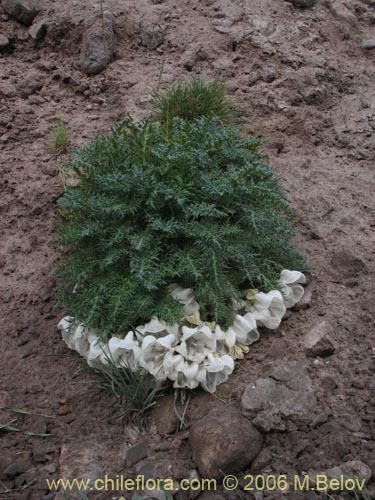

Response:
(50, 122), (70, 154)
(151, 77), (240, 124)
(93, 352), (164, 424)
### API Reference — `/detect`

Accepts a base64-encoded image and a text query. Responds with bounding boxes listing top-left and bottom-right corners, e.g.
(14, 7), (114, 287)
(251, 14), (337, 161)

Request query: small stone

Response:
(361, 39), (375, 50)
(29, 19), (47, 40)
(225, 81), (239, 93)
(2, 0), (39, 25)
(17, 75), (43, 98)
(151, 394), (181, 435)
(140, 21), (164, 50)
(189, 408), (263, 478)
(242, 361), (316, 432)
(250, 449), (272, 473)
(286, 0), (318, 7)
(262, 66), (278, 83)
(294, 281), (316, 310)
(303, 321), (335, 358)
(309, 460), (372, 490)
(309, 411), (331, 429)
(302, 87), (325, 105)
(0, 34), (10, 50)
(80, 11), (115, 75)
(27, 95), (44, 104)
(321, 0), (358, 26)
(4, 459), (29, 478)
(59, 442), (103, 488)
(56, 405), (71, 416)
(125, 442), (148, 467)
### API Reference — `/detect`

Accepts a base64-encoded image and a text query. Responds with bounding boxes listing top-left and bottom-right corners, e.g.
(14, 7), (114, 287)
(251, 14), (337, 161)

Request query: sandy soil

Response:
(1, 0), (375, 499)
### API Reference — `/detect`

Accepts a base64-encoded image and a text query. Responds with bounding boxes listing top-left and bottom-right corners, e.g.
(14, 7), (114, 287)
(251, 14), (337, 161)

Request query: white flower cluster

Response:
(58, 270), (306, 393)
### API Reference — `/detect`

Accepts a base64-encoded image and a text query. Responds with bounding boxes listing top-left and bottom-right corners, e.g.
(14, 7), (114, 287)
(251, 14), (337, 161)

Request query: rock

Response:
(321, 0), (358, 26)
(331, 249), (366, 278)
(189, 408), (263, 478)
(250, 449), (272, 473)
(302, 87), (325, 105)
(309, 411), (331, 428)
(125, 442), (148, 467)
(134, 461), (175, 499)
(361, 39), (375, 50)
(56, 404), (71, 416)
(29, 19), (47, 40)
(2, 0), (39, 25)
(242, 360), (316, 432)
(140, 20), (164, 49)
(32, 443), (54, 464)
(4, 459), (29, 478)
(59, 442), (103, 490)
(262, 66), (278, 83)
(17, 74), (43, 98)
(286, 0), (318, 7)
(309, 460), (372, 490)
(294, 281), (316, 310)
(151, 394), (181, 435)
(0, 34), (10, 50)
(225, 81), (239, 93)
(80, 11), (114, 75)
(303, 321), (335, 358)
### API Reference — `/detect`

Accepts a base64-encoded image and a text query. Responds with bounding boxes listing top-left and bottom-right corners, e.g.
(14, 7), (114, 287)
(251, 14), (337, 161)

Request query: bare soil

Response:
(1, 0), (375, 499)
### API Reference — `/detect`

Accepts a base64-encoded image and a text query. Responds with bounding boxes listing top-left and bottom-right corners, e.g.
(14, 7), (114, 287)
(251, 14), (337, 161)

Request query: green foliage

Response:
(151, 77), (239, 123)
(56, 115), (306, 340)
(94, 354), (163, 418)
(50, 121), (70, 154)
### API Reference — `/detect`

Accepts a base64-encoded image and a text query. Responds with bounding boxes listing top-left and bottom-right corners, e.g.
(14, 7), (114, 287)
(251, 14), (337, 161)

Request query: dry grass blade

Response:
(0, 406), (56, 419)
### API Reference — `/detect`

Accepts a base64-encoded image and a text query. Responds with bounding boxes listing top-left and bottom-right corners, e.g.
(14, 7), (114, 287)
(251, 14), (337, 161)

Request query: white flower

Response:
(169, 285), (200, 317)
(249, 290), (286, 329)
(86, 336), (109, 367)
(164, 350), (234, 392)
(58, 275), (305, 393)
(279, 270), (306, 308)
(135, 318), (179, 339)
(107, 332), (142, 371)
(163, 352), (201, 389)
(57, 317), (91, 357)
(221, 313), (260, 349)
(174, 325), (217, 363)
(197, 353), (234, 393)
(139, 333), (178, 382)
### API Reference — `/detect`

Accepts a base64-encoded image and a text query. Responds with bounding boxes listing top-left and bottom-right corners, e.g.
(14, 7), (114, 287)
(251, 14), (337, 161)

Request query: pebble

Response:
(0, 34), (10, 50)
(2, 0), (39, 25)
(4, 459), (29, 478)
(189, 407), (263, 478)
(80, 11), (115, 75)
(303, 321), (335, 358)
(140, 21), (164, 50)
(125, 442), (148, 467)
(56, 405), (71, 416)
(29, 19), (48, 41)
(361, 39), (375, 50)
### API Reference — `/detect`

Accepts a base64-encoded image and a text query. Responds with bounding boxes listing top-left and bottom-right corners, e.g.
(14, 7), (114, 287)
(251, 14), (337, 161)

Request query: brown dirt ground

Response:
(1, 0), (375, 499)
